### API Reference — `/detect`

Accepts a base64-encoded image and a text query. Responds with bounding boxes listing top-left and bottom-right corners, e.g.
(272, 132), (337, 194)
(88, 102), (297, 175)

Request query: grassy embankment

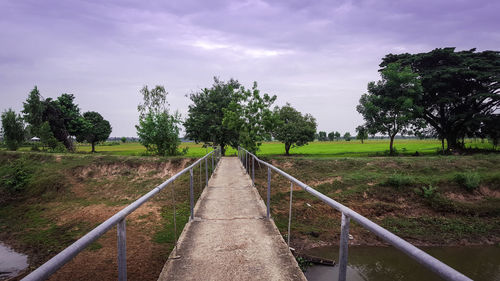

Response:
(0, 151), (212, 280)
(251, 155), (500, 250)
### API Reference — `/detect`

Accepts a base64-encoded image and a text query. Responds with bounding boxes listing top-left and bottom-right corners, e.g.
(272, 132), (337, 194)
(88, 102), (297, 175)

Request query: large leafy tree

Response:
(136, 85), (181, 156)
(357, 63), (423, 155)
(381, 48), (500, 150)
(1, 109), (25, 150)
(77, 111), (112, 153)
(184, 78), (241, 155)
(223, 82), (277, 154)
(22, 87), (78, 151)
(273, 103), (317, 156)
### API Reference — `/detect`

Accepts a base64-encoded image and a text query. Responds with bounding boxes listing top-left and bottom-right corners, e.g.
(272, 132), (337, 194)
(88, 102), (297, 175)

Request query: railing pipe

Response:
(238, 147), (471, 281)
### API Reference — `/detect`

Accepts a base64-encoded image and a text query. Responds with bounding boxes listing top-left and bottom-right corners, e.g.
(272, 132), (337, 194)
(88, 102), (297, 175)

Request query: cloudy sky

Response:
(1, 0), (499, 137)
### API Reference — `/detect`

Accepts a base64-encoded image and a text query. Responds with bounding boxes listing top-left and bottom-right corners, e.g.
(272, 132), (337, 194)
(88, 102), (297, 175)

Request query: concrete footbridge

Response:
(157, 157), (306, 281)
(22, 148), (472, 281)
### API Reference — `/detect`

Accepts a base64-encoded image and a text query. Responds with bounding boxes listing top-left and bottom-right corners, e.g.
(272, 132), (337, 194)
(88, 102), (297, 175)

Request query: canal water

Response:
(304, 246), (500, 281)
(0, 242), (28, 280)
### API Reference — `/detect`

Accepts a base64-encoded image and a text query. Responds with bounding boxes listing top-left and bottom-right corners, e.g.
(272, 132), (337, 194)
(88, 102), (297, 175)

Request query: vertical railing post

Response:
(117, 219), (127, 281)
(267, 166), (271, 219)
(251, 156), (255, 186)
(199, 161), (202, 193)
(205, 157), (208, 187)
(338, 213), (350, 281)
(287, 181), (293, 247)
(211, 152), (214, 173)
(189, 168), (194, 220)
(171, 181), (179, 259)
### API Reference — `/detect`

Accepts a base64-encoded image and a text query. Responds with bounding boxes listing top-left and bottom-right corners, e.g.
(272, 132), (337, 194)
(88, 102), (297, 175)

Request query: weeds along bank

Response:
(0, 152), (209, 280)
(252, 155), (500, 250)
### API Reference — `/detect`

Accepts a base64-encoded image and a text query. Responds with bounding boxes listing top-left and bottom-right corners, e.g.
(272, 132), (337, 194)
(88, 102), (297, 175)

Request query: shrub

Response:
(454, 172), (481, 191)
(421, 185), (438, 198)
(0, 157), (33, 193)
(384, 173), (414, 188)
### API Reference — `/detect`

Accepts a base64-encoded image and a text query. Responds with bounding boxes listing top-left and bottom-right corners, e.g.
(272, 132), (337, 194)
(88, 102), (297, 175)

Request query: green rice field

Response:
(66, 139), (496, 157)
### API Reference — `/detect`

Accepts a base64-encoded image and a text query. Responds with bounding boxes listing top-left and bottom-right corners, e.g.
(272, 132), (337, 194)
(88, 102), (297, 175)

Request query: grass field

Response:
(62, 139), (497, 157)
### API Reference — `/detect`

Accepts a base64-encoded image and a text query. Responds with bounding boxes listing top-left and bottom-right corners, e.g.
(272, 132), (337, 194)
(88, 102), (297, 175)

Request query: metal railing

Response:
(22, 148), (222, 281)
(238, 147), (472, 281)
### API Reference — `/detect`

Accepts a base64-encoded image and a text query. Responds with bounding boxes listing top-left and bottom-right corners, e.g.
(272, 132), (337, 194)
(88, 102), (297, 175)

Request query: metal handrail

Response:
(238, 147), (471, 281)
(22, 148), (222, 281)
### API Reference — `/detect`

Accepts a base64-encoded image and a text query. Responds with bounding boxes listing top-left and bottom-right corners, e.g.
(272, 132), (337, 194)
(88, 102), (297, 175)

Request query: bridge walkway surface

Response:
(157, 157), (306, 281)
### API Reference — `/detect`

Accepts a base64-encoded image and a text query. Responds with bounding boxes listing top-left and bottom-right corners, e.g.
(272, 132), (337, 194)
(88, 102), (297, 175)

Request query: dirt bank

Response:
(252, 156), (500, 252)
(0, 153), (206, 281)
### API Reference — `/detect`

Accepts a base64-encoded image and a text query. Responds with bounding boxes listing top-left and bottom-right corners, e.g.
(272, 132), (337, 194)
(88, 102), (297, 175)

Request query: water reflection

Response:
(0, 242), (28, 280)
(304, 246), (500, 281)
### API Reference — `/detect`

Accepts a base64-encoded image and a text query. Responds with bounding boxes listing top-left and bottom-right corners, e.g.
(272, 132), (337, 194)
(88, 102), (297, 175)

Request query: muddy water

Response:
(0, 242), (28, 280)
(304, 246), (500, 281)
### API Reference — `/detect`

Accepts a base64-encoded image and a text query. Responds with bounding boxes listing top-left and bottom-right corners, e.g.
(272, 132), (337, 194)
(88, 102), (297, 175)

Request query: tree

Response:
(357, 62), (423, 155)
(318, 131), (327, 141)
(121, 137), (127, 143)
(55, 93), (85, 137)
(39, 121), (58, 150)
(381, 48), (500, 150)
(334, 131), (341, 141)
(356, 125), (368, 143)
(22, 87), (79, 151)
(42, 98), (73, 152)
(343, 132), (351, 141)
(328, 132), (335, 141)
(1, 109), (25, 150)
(223, 82), (276, 154)
(76, 111), (112, 153)
(136, 85), (181, 156)
(482, 114), (500, 149)
(273, 103), (317, 155)
(22, 86), (45, 137)
(185, 78), (241, 155)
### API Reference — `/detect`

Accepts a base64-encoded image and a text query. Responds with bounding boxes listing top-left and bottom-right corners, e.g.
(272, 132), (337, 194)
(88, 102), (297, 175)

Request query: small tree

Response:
(77, 111), (112, 153)
(318, 131), (327, 141)
(136, 85), (181, 156)
(1, 109), (25, 150)
(185, 78), (241, 155)
(343, 132), (351, 141)
(22, 86), (45, 137)
(328, 131), (335, 141)
(355, 125), (368, 144)
(223, 82), (276, 154)
(334, 131), (341, 141)
(121, 137), (127, 143)
(273, 103), (317, 155)
(39, 121), (58, 150)
(357, 63), (423, 155)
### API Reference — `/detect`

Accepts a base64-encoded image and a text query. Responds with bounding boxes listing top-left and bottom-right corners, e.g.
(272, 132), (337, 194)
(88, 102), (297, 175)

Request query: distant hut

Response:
(31, 137), (40, 142)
